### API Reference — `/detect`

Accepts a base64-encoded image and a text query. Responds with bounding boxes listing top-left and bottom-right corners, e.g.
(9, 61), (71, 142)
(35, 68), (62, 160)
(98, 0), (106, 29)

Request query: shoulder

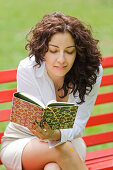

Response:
(96, 64), (103, 83)
(98, 64), (103, 76)
(18, 56), (36, 70)
(17, 56), (45, 78)
(90, 64), (103, 92)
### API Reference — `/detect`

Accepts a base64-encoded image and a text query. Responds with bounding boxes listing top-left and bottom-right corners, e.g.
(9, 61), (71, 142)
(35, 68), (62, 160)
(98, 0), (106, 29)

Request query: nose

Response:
(57, 51), (65, 64)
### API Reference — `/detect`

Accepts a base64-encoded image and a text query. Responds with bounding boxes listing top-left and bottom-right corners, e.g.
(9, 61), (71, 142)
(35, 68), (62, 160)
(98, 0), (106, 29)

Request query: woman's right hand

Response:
(29, 121), (61, 141)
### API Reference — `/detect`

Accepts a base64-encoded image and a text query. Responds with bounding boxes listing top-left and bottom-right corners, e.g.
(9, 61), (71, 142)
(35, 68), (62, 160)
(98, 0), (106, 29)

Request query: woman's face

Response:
(45, 32), (76, 80)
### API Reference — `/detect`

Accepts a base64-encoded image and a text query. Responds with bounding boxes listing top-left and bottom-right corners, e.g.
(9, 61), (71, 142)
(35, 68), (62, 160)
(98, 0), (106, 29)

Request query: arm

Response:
(17, 58), (42, 99)
(17, 58), (61, 145)
(48, 65), (103, 148)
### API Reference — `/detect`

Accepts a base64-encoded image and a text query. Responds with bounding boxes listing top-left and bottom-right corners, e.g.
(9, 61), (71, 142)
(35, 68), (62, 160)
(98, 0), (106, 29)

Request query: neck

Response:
(53, 76), (64, 90)
(47, 71), (64, 90)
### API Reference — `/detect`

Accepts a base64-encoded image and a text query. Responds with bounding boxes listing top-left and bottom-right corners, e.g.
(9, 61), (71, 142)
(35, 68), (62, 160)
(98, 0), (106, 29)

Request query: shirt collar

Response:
(34, 59), (45, 78)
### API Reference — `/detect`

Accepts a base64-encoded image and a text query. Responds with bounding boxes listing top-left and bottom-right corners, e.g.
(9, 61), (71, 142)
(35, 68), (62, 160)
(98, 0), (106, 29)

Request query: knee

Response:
(72, 137), (86, 161)
(55, 141), (77, 160)
(56, 141), (75, 154)
(44, 162), (61, 170)
(56, 141), (86, 164)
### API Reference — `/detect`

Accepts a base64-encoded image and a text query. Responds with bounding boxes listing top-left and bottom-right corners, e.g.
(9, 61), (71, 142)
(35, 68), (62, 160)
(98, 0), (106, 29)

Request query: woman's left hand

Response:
(29, 121), (61, 141)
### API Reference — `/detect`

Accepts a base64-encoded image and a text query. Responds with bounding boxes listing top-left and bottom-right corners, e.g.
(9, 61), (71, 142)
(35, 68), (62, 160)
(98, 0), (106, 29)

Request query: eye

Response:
(66, 51), (74, 54)
(49, 50), (57, 53)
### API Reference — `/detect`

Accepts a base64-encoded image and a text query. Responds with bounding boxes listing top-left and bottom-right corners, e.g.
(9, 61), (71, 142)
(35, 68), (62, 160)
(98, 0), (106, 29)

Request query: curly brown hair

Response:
(25, 12), (102, 104)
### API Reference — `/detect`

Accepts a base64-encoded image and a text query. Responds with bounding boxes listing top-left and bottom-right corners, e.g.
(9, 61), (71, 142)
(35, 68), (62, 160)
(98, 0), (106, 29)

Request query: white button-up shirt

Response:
(14, 56), (103, 148)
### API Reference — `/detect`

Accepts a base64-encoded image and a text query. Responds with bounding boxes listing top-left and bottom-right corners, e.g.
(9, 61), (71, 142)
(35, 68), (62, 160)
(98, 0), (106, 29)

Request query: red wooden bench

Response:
(0, 56), (113, 169)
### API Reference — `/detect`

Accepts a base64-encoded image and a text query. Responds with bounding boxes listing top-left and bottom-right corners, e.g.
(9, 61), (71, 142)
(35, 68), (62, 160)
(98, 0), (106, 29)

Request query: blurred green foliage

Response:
(0, 0), (113, 70)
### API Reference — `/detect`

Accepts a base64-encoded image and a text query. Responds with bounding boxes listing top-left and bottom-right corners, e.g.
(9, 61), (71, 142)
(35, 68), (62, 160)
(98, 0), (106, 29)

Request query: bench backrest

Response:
(0, 56), (113, 150)
(83, 56), (113, 147)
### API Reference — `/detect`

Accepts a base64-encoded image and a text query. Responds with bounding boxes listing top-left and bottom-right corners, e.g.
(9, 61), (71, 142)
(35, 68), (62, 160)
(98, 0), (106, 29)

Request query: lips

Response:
(54, 66), (67, 69)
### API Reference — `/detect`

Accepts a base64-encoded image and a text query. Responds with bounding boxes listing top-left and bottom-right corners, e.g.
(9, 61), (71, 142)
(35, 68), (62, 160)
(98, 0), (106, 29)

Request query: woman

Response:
(0, 12), (103, 170)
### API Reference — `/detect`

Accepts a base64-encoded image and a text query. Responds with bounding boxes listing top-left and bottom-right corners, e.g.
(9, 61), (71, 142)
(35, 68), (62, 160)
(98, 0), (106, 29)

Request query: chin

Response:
(54, 72), (67, 77)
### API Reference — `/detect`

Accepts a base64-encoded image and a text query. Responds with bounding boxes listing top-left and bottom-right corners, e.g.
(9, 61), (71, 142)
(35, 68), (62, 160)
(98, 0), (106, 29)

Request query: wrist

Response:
(55, 130), (61, 141)
(50, 130), (61, 141)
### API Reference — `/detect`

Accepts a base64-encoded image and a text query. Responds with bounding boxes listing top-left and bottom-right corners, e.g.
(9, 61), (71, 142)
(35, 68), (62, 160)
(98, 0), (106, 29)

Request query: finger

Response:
(32, 122), (51, 140)
(28, 126), (47, 140)
(35, 122), (48, 136)
(43, 122), (52, 131)
(34, 125), (43, 135)
(35, 123), (48, 139)
(29, 128), (41, 138)
(35, 120), (48, 133)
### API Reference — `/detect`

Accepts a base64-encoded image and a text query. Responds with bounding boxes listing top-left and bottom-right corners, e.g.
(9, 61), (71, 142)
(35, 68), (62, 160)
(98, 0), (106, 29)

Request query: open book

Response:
(10, 92), (78, 130)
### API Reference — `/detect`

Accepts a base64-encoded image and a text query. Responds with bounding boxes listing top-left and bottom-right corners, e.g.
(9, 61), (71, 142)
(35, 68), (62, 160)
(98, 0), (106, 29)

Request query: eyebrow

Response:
(49, 44), (76, 49)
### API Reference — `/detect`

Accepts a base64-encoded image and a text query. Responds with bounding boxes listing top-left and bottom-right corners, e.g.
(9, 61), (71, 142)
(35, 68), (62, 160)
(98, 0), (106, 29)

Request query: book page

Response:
(15, 92), (45, 108)
(46, 100), (57, 106)
(47, 100), (76, 107)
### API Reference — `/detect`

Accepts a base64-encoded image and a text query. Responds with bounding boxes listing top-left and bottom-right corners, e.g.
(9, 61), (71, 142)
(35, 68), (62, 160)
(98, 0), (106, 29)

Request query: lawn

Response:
(0, 0), (113, 169)
(0, 0), (113, 71)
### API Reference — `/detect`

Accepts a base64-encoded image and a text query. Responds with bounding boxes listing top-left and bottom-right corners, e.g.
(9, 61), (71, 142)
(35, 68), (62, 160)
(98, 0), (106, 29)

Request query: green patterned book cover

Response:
(10, 92), (78, 130)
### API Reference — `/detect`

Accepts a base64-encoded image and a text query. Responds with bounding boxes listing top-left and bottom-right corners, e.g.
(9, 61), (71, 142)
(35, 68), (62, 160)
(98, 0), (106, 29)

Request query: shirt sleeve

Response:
(48, 65), (103, 148)
(17, 60), (41, 98)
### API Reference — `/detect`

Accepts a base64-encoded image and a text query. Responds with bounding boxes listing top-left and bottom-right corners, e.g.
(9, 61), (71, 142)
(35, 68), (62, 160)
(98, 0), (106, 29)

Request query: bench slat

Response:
(1, 129), (112, 147)
(102, 56), (113, 68)
(0, 131), (113, 146)
(1, 89), (113, 104)
(0, 69), (17, 83)
(0, 89), (17, 103)
(86, 155), (113, 169)
(86, 112), (113, 127)
(0, 56), (112, 84)
(2, 130), (112, 146)
(0, 71), (113, 86)
(95, 92), (113, 105)
(0, 108), (112, 126)
(86, 147), (113, 161)
(101, 74), (113, 86)
(0, 132), (4, 143)
(0, 109), (11, 122)
(87, 159), (113, 170)
(83, 131), (113, 146)
(1, 131), (113, 147)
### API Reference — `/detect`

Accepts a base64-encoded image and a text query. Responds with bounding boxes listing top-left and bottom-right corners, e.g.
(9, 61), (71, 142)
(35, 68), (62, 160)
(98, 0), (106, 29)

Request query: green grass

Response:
(0, 0), (113, 168)
(0, 165), (6, 170)
(0, 0), (113, 70)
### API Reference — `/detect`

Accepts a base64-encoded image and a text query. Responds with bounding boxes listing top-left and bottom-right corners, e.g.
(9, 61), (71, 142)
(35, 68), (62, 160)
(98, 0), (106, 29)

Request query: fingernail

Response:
(43, 121), (46, 125)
